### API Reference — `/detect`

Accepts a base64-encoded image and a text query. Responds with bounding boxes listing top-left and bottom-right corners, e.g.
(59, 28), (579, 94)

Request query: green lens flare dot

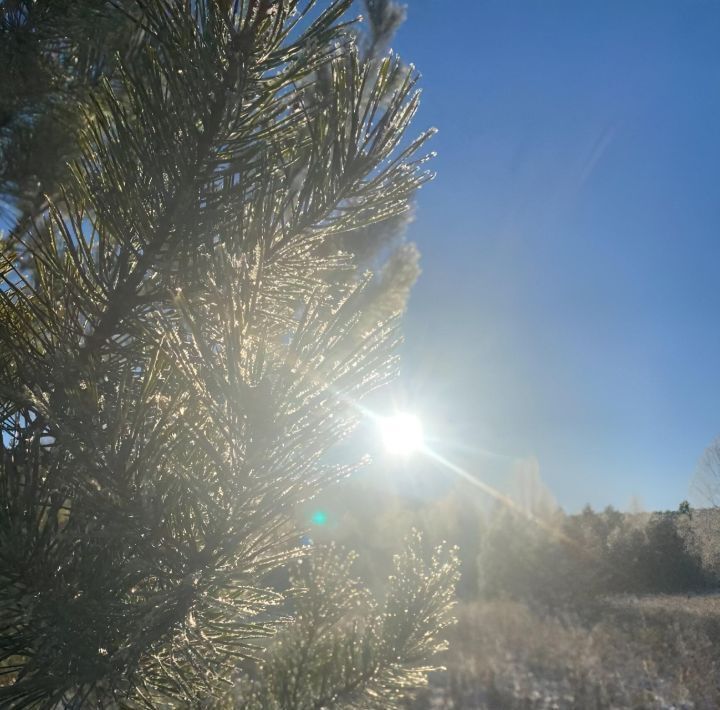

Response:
(311, 510), (328, 526)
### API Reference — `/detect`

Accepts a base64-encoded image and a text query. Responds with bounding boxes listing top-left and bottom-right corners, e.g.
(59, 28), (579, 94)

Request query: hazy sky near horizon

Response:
(378, 0), (720, 512)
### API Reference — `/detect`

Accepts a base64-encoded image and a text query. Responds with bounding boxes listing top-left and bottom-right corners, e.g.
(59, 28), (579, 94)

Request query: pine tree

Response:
(0, 1), (458, 706)
(233, 533), (459, 708)
(0, 0), (141, 224)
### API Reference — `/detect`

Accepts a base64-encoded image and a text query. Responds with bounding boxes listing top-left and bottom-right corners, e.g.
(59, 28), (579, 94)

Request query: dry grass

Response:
(608, 592), (720, 618)
(409, 595), (720, 709)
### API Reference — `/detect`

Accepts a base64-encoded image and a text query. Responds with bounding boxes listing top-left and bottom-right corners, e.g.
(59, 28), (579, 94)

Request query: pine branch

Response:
(235, 533), (459, 709)
(0, 2), (449, 706)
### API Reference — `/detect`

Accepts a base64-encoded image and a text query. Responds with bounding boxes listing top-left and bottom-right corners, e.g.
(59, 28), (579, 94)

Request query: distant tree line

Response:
(477, 503), (712, 607)
(311, 482), (716, 606)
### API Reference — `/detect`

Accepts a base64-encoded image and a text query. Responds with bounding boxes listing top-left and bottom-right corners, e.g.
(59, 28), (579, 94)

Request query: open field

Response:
(607, 592), (720, 619)
(410, 594), (720, 710)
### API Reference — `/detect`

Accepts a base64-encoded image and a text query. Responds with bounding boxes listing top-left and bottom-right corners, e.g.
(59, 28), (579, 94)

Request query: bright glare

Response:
(379, 413), (424, 456)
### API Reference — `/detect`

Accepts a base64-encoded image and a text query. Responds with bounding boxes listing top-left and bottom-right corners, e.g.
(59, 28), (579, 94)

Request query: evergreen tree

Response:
(1, 0), (422, 316)
(0, 1), (457, 706)
(0, 0), (141, 224)
(233, 534), (458, 708)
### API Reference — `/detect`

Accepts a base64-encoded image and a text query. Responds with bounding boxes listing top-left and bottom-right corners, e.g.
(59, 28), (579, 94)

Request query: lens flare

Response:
(310, 510), (328, 526)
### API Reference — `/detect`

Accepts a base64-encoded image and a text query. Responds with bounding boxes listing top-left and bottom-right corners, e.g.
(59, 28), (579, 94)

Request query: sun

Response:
(379, 413), (424, 456)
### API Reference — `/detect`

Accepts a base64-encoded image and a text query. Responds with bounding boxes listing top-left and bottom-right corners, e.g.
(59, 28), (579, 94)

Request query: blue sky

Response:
(378, 1), (720, 512)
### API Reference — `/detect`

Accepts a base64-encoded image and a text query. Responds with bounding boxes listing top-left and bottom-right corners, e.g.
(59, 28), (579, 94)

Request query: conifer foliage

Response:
(0, 1), (457, 706)
(234, 534), (459, 708)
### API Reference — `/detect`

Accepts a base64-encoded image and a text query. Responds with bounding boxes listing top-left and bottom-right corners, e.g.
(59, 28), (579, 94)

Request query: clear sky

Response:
(380, 0), (720, 512)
